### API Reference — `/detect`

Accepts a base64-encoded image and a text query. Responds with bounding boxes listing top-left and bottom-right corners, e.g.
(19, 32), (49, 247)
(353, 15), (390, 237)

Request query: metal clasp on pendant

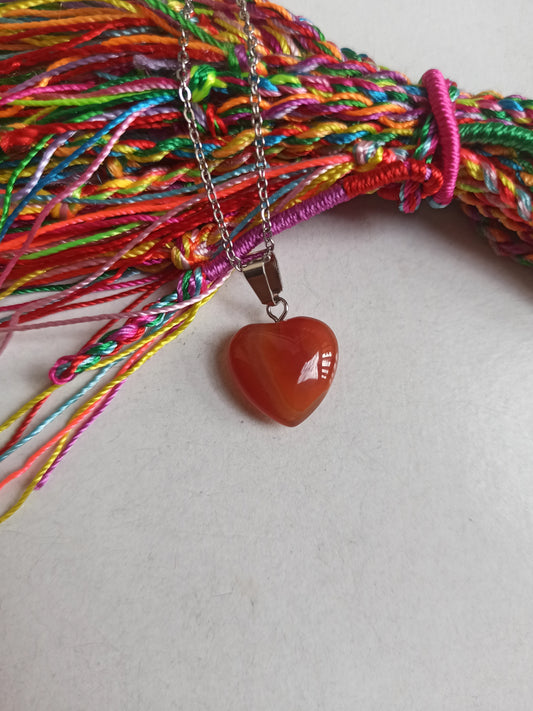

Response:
(242, 254), (288, 322)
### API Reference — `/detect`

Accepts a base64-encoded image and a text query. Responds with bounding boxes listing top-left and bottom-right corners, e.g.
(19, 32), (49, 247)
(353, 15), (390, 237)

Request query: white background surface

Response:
(2, 1), (533, 709)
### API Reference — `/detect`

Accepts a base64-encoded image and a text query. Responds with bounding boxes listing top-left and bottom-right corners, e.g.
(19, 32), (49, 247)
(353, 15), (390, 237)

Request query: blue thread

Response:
(516, 188), (532, 220)
(193, 267), (203, 296)
(0, 366), (114, 463)
(499, 98), (524, 113)
(259, 78), (280, 93)
(0, 93), (175, 244)
(326, 131), (367, 144)
(365, 89), (388, 102)
(483, 166), (498, 194)
(228, 176), (307, 240)
(264, 135), (285, 146)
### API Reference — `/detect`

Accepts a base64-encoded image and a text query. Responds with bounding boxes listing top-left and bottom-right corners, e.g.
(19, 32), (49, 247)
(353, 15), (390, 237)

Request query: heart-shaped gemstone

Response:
(228, 316), (338, 426)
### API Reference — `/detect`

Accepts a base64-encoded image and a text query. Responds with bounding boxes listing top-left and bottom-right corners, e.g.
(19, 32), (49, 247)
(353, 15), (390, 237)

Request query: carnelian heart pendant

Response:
(228, 316), (338, 427)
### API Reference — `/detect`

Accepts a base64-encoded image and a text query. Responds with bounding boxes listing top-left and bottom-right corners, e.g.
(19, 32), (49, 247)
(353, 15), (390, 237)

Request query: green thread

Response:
(20, 222), (142, 260)
(460, 123), (533, 155)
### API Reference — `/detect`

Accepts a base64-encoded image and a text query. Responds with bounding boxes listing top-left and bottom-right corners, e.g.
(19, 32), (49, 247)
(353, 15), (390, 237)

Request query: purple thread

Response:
(202, 182), (350, 281)
(133, 55), (177, 73)
(421, 69), (460, 207)
(36, 382), (124, 488)
(0, 54), (121, 101)
(0, 105), (148, 292)
(12, 132), (76, 202)
(234, 44), (249, 72)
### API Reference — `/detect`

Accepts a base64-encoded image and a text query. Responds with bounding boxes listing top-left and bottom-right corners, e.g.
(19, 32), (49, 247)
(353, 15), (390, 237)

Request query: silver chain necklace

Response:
(176, 0), (338, 427)
(176, 0), (285, 320)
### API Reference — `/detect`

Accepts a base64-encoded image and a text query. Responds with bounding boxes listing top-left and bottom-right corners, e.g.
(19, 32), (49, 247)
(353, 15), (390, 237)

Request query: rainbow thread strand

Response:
(0, 0), (533, 522)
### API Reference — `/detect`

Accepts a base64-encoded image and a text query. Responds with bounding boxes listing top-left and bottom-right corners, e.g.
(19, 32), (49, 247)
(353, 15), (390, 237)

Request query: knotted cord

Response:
(0, 0), (532, 521)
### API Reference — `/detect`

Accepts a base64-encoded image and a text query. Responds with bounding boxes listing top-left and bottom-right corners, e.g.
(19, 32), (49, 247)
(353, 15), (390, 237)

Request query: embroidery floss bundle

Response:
(0, 0), (532, 522)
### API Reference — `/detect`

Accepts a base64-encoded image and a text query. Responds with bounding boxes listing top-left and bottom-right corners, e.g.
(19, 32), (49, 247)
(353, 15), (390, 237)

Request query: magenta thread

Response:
(421, 68), (461, 207)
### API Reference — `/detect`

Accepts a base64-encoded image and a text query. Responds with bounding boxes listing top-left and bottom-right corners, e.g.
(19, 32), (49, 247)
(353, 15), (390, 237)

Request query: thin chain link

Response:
(235, 0), (274, 257)
(176, 0), (274, 272)
(176, 0), (241, 270)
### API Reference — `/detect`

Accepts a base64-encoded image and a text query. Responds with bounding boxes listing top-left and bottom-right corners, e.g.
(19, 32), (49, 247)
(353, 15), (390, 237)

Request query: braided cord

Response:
(0, 0), (532, 519)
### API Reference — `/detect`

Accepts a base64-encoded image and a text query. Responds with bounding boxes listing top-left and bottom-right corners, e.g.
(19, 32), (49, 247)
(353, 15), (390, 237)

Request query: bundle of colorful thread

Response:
(0, 0), (532, 522)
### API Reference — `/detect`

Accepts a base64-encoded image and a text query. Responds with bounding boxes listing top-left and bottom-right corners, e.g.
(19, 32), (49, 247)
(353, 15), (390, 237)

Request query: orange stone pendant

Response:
(228, 316), (338, 426)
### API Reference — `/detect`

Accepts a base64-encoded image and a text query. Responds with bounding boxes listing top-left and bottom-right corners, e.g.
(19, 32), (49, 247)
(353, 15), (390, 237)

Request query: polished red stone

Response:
(228, 316), (338, 427)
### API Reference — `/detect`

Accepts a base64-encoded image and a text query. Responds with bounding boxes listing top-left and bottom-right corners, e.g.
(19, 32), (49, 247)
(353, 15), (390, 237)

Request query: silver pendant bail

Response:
(242, 253), (282, 307)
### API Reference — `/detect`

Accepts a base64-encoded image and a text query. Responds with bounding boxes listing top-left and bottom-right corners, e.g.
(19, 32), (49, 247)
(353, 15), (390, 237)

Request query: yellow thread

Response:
(0, 384), (58, 435)
(0, 267), (48, 300)
(320, 161), (354, 184)
(216, 17), (246, 42)
(212, 129), (256, 158)
(20, 107), (55, 126)
(18, 204), (42, 215)
(96, 177), (135, 191)
(119, 175), (160, 193)
(119, 151), (169, 163)
(171, 247), (190, 270)
(298, 122), (348, 139)
(0, 0), (54, 14)
(499, 172), (515, 196)
(17, 36), (61, 47)
(264, 26), (291, 56)
(354, 146), (384, 172)
(0, 436), (67, 526)
(283, 163), (353, 209)
(0, 11), (131, 28)
(459, 161), (480, 183)
(0, 168), (32, 181)
(88, 299), (214, 405)
(0, 293), (217, 524)
(122, 239), (158, 259)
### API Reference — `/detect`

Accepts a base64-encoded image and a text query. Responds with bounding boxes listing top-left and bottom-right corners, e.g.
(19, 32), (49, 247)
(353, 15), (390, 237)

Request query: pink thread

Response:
(36, 381), (124, 488)
(0, 82), (97, 107)
(3, 276), (226, 334)
(0, 110), (142, 292)
(1, 54), (120, 100)
(0, 103), (188, 317)
(421, 68), (460, 207)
